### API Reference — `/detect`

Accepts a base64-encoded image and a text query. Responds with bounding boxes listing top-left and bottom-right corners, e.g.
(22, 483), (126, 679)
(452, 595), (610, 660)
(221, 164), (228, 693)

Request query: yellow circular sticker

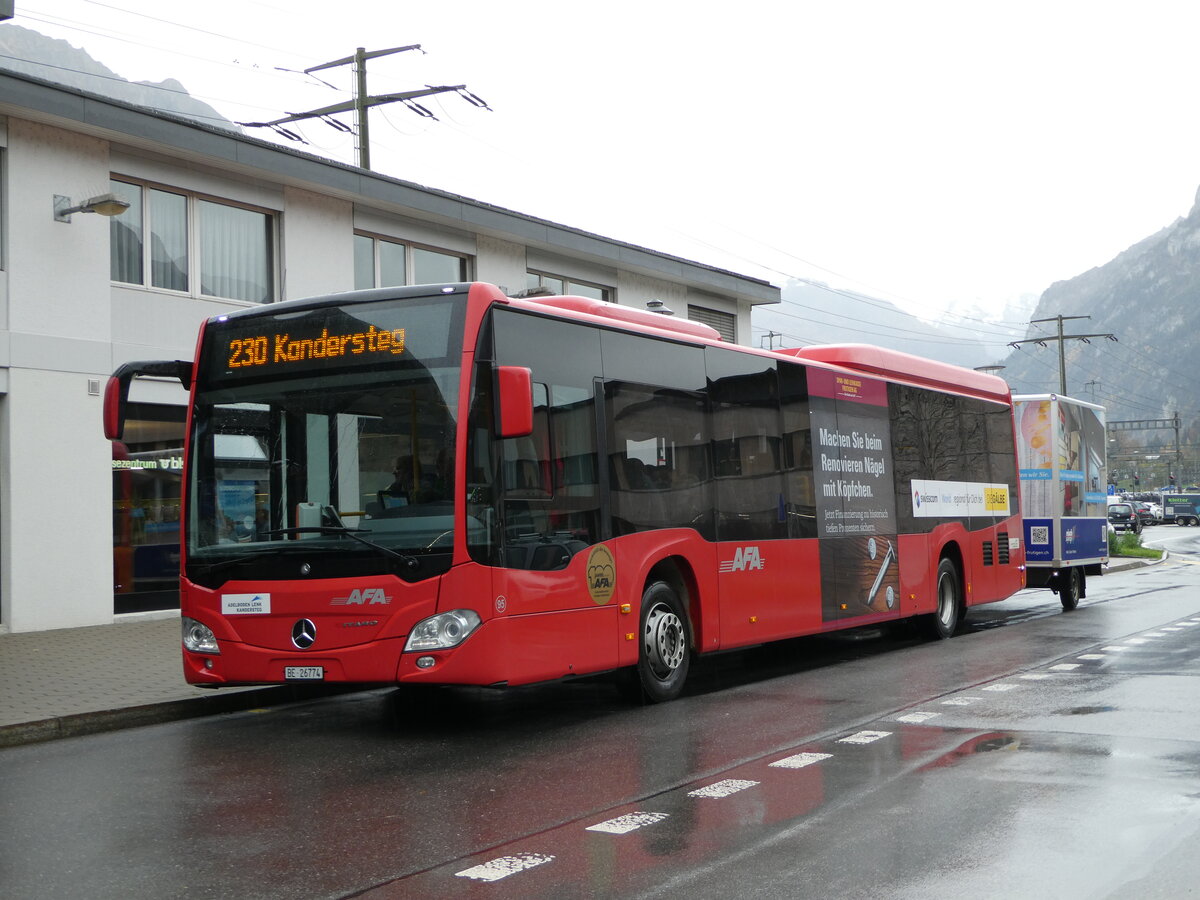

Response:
(586, 544), (616, 605)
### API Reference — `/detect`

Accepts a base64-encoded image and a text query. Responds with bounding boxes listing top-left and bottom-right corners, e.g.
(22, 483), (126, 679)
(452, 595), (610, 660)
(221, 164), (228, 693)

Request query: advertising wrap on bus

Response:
(106, 282), (1030, 705)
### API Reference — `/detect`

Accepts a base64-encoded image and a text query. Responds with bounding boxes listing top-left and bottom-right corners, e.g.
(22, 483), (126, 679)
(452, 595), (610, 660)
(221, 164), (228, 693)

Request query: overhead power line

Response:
(238, 44), (490, 169)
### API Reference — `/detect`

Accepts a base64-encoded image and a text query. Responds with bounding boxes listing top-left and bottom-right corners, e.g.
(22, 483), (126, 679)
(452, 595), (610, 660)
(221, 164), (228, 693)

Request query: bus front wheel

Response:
(926, 558), (962, 640)
(620, 581), (691, 703)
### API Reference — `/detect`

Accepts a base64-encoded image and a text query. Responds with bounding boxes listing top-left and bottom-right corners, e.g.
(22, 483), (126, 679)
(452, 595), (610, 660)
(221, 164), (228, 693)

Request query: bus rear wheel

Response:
(620, 581), (691, 703)
(926, 558), (961, 640)
(1059, 568), (1083, 612)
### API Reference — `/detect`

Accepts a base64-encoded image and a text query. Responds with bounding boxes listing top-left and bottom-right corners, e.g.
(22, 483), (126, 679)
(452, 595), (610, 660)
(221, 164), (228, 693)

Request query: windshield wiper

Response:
(191, 545), (308, 577)
(266, 526), (419, 570)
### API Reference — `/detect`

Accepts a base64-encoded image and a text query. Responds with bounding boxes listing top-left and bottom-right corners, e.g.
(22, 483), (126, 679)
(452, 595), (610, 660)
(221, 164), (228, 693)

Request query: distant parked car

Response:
(1131, 501), (1156, 526)
(1174, 503), (1200, 526)
(1107, 502), (1141, 533)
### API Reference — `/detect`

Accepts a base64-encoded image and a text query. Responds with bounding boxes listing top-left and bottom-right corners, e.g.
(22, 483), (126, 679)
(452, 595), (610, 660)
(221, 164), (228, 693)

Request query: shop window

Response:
(113, 403), (186, 613)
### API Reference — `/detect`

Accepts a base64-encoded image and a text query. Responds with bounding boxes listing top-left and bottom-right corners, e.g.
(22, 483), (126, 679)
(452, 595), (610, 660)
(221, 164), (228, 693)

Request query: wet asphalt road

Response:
(4, 533), (1200, 899)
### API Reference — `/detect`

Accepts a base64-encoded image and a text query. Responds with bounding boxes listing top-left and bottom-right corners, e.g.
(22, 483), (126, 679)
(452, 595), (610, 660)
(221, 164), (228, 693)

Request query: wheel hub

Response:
(643, 604), (685, 678)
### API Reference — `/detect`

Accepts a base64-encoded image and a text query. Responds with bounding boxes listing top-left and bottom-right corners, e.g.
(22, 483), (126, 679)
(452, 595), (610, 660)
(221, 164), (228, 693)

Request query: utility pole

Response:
(240, 45), (490, 170)
(1007, 314), (1117, 395)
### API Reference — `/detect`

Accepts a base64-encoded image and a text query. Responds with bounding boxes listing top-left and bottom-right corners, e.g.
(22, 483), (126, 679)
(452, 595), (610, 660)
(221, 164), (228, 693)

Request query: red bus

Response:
(104, 282), (1025, 702)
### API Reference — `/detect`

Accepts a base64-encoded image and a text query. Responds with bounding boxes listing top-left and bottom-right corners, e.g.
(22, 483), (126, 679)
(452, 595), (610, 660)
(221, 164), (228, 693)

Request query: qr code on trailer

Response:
(1030, 526), (1050, 545)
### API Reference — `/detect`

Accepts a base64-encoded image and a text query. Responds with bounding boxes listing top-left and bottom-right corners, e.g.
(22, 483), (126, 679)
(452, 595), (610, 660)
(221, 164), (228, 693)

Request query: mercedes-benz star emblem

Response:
(291, 618), (317, 649)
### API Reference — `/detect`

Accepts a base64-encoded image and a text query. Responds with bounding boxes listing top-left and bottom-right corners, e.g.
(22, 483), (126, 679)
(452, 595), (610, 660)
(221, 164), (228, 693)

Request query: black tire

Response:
(1059, 567), (1083, 612)
(618, 581), (691, 703)
(926, 558), (961, 640)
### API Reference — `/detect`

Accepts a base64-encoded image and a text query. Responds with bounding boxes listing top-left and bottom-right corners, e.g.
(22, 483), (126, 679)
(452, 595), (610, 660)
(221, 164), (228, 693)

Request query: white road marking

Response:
(456, 852), (554, 882)
(1019, 673), (1053, 680)
(1160, 626), (1183, 631)
(1049, 663), (1081, 671)
(982, 683), (1019, 691)
(1143, 632), (1167, 638)
(1126, 638), (1150, 644)
(1101, 646), (1129, 651)
(586, 812), (669, 834)
(838, 730), (892, 744)
(897, 711), (940, 723)
(770, 752), (833, 769)
(1077, 654), (1106, 660)
(688, 779), (759, 798)
(942, 697), (982, 705)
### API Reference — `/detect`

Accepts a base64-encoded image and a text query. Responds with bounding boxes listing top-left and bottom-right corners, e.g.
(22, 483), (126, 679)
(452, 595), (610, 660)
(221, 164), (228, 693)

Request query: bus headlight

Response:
(405, 610), (482, 651)
(182, 617), (220, 654)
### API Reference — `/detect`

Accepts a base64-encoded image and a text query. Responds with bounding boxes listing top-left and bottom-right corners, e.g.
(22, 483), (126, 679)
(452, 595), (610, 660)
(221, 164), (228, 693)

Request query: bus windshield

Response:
(186, 294), (467, 583)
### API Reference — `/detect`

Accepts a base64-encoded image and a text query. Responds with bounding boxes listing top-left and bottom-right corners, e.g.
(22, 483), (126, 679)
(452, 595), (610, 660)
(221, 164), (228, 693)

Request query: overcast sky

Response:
(11, 0), (1200, 326)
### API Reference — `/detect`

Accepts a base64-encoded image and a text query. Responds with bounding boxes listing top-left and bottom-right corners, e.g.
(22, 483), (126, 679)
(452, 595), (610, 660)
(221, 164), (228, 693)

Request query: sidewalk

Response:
(0, 556), (1161, 748)
(0, 614), (324, 748)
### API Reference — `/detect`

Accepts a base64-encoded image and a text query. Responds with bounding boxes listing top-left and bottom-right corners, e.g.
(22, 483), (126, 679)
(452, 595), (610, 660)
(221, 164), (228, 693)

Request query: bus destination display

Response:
(226, 325), (406, 370)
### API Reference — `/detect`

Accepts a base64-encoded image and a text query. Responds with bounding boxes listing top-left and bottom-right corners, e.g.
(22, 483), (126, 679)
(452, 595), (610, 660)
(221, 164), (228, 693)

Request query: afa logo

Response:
(585, 544), (617, 605)
(331, 588), (392, 606)
(719, 545), (765, 573)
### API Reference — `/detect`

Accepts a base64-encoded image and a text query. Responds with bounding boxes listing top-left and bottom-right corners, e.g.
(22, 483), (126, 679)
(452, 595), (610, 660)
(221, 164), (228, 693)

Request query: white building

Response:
(0, 69), (779, 633)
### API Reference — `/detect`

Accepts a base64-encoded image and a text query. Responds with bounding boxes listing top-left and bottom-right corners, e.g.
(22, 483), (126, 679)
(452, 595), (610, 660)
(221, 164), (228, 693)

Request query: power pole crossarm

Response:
(304, 45), (423, 74)
(1007, 313), (1117, 394)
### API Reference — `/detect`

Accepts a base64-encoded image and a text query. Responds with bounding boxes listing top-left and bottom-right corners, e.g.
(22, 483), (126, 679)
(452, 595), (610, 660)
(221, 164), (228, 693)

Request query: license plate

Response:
(284, 666), (324, 680)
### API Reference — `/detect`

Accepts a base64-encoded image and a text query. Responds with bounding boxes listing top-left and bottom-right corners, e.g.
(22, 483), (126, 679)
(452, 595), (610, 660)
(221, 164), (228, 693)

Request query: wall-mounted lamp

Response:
(54, 192), (131, 223)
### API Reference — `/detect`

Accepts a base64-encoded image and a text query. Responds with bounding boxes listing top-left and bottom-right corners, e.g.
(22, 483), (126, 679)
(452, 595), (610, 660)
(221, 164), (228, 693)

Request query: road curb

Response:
(0, 684), (358, 749)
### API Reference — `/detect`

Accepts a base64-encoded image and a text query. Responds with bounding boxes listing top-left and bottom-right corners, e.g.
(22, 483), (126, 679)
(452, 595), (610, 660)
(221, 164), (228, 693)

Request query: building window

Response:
(354, 232), (470, 289)
(688, 304), (736, 342)
(526, 270), (612, 302)
(109, 178), (275, 303)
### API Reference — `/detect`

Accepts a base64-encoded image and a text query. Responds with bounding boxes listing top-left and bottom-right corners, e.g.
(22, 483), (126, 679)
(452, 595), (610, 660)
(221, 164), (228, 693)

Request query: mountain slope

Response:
(0, 23), (237, 129)
(753, 279), (998, 370)
(998, 188), (1200, 424)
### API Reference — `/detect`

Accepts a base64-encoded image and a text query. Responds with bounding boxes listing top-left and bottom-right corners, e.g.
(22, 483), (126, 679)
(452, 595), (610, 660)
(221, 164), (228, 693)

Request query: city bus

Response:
(104, 281), (1025, 702)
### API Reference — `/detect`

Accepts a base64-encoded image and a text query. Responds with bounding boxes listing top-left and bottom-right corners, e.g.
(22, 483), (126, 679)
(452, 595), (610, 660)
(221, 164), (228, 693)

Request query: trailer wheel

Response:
(1059, 568), (1083, 612)
(926, 558), (961, 640)
(617, 581), (691, 703)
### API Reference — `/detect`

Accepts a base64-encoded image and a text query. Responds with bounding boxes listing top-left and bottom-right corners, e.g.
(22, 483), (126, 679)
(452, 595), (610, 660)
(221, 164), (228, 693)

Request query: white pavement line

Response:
(688, 779), (759, 798)
(1019, 673), (1053, 680)
(896, 711), (940, 723)
(586, 812), (670, 834)
(1160, 626), (1183, 632)
(981, 683), (1019, 691)
(456, 852), (554, 882)
(1049, 663), (1081, 671)
(1143, 632), (1167, 637)
(1177, 622), (1199, 627)
(770, 752), (833, 769)
(1077, 654), (1106, 660)
(1125, 638), (1150, 644)
(838, 730), (892, 744)
(1102, 646), (1129, 651)
(942, 696), (982, 705)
